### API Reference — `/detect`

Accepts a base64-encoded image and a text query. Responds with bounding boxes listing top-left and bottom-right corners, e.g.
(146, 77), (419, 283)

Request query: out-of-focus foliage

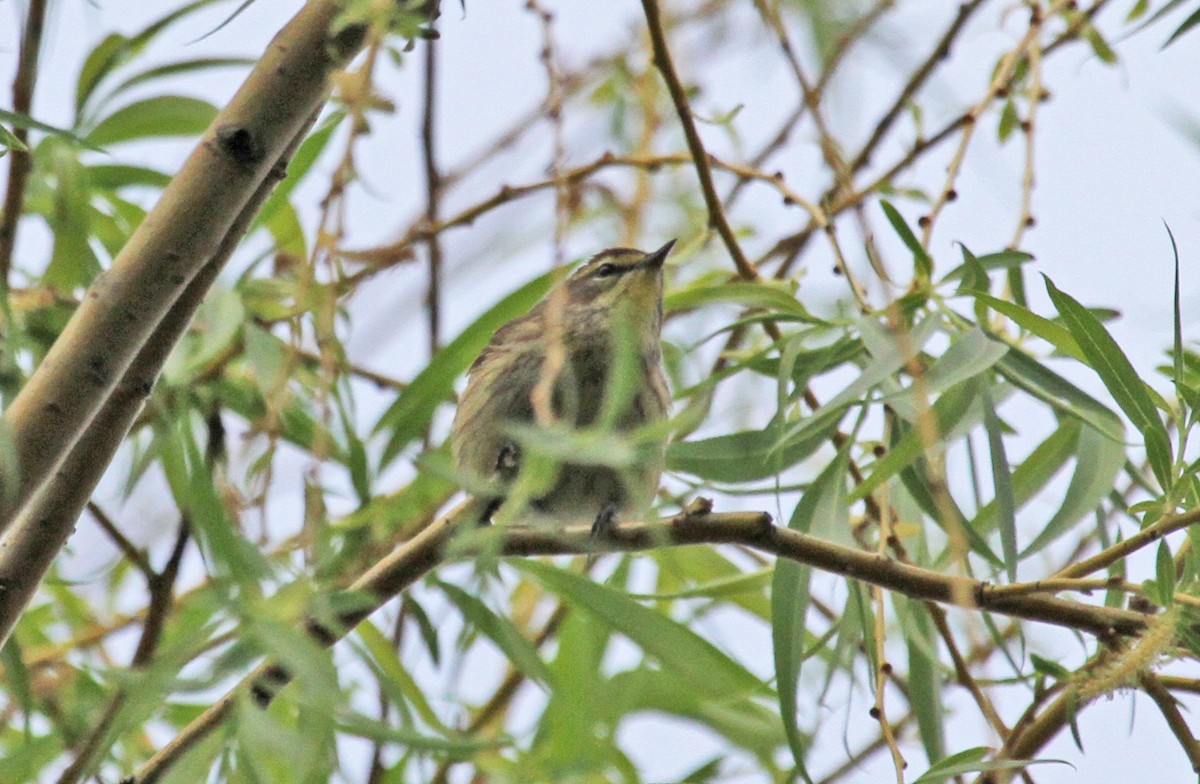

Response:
(3, 1), (1200, 783)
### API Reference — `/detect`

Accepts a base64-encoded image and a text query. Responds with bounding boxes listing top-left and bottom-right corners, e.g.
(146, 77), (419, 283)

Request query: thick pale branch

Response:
(0, 112), (317, 650)
(0, 0), (367, 532)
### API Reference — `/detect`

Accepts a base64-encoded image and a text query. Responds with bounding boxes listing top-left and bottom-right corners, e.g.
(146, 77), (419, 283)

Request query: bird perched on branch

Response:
(450, 241), (674, 537)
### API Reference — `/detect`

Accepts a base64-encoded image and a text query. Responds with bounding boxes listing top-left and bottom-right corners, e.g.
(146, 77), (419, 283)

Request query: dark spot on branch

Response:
(87, 355), (109, 386)
(216, 125), (265, 168)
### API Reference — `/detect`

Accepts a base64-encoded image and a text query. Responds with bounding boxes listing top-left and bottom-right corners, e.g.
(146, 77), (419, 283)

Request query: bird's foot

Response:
(477, 497), (502, 526)
(590, 502), (619, 542)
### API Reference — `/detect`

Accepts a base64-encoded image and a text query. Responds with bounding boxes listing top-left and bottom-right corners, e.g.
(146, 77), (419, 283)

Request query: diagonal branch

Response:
(639, 0), (814, 285)
(0, 109), (320, 650)
(0, 0), (370, 533)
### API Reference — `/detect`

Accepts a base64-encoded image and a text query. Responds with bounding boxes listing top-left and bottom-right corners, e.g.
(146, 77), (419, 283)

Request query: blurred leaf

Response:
(1021, 423), (1125, 557)
(1163, 6), (1200, 48)
(971, 420), (1076, 535)
(773, 450), (847, 783)
(911, 747), (1066, 784)
(1045, 275), (1172, 490)
(87, 163), (172, 190)
(665, 280), (823, 321)
(0, 108), (97, 150)
(850, 380), (978, 502)
(157, 412), (273, 583)
(881, 199), (932, 280)
(255, 110), (346, 231)
(355, 621), (449, 732)
(998, 99), (1019, 142)
(668, 415), (837, 483)
(901, 599), (945, 766)
(87, 96), (218, 146)
(104, 57), (254, 105)
(75, 0), (218, 119)
(981, 384), (1018, 581)
(915, 327), (1010, 399)
(996, 348), (1124, 442)
(335, 713), (502, 755)
(519, 560), (769, 698)
(437, 580), (554, 687)
(43, 143), (100, 289)
(1157, 540), (1175, 607)
(607, 667), (786, 762)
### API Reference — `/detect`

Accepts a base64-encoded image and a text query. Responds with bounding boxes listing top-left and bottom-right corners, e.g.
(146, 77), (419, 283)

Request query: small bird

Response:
(450, 241), (674, 536)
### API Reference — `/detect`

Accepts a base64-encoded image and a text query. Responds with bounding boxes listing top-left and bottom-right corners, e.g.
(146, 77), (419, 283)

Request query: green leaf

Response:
(773, 452), (847, 784)
(667, 415), (837, 483)
(850, 380), (978, 502)
(436, 580), (554, 687)
(971, 292), (1084, 362)
(607, 667), (786, 761)
(1030, 653), (1072, 680)
(75, 0), (217, 118)
(996, 348), (1124, 442)
(981, 384), (1018, 581)
(43, 143), (100, 289)
(104, 57), (254, 105)
(880, 199), (932, 280)
(901, 599), (945, 766)
(1163, 7), (1200, 48)
(87, 164), (172, 190)
(998, 99), (1020, 142)
(1044, 275), (1172, 490)
(254, 110), (346, 232)
(0, 108), (98, 150)
(1156, 540), (1175, 607)
(664, 281), (823, 321)
(355, 620), (449, 732)
(375, 269), (556, 468)
(941, 248), (1033, 285)
(518, 560), (769, 698)
(915, 327), (1010, 398)
(911, 747), (1067, 784)
(1169, 222), (1184, 394)
(1021, 422), (1125, 558)
(86, 96), (218, 147)
(335, 713), (500, 756)
(971, 419), (1078, 535)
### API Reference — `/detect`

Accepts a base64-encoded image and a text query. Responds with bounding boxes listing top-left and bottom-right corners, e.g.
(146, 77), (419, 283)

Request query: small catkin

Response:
(1077, 606), (1180, 701)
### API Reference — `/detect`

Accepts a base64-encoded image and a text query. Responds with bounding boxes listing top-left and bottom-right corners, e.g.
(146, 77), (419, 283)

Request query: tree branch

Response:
(127, 500), (1153, 783)
(0, 0), (369, 532)
(0, 0), (48, 284)
(0, 109), (320, 649)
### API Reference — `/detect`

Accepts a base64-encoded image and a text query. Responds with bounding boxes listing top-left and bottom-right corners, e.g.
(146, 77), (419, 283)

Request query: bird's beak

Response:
(641, 239), (676, 271)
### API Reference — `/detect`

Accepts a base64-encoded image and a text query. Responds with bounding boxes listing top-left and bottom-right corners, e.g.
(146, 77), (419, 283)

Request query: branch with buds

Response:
(127, 497), (1155, 784)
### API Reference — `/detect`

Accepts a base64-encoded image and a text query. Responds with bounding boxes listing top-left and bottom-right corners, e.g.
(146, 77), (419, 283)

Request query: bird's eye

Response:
(595, 263), (619, 277)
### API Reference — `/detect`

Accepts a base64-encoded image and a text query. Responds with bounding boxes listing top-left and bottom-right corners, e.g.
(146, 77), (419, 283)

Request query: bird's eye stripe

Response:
(595, 263), (619, 277)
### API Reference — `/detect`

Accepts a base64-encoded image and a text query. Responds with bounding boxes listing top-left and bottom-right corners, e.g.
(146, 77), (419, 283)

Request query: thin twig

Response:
(1141, 671), (1200, 774)
(421, 31), (443, 355)
(0, 0), (48, 284)
(640, 0), (806, 288)
(86, 502), (154, 579)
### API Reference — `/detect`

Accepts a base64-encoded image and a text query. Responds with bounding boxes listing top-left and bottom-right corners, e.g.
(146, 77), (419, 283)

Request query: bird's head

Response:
(563, 240), (674, 330)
